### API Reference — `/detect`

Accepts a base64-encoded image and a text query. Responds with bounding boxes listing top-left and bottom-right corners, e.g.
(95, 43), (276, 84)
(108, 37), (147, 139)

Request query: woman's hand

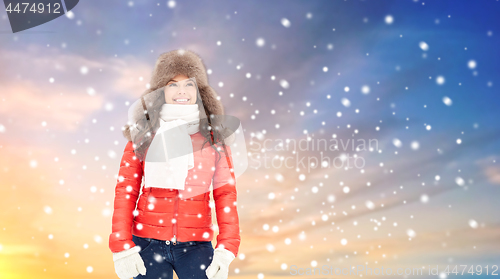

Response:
(112, 246), (147, 279)
(206, 247), (236, 279)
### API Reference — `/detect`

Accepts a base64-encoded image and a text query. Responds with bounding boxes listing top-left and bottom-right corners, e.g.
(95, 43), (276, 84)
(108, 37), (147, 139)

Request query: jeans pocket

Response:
(132, 235), (154, 253)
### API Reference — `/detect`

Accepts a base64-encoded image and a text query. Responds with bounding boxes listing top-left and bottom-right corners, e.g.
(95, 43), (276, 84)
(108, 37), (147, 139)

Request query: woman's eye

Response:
(168, 83), (177, 87)
(187, 83), (194, 86)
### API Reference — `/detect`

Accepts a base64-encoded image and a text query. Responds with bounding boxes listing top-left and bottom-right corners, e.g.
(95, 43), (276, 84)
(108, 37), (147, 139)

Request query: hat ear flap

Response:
(122, 124), (132, 142)
(198, 85), (224, 117)
(140, 88), (156, 98)
(122, 87), (161, 142)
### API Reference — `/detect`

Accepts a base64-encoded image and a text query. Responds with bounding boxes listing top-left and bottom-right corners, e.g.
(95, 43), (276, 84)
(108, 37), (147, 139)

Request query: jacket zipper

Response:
(172, 189), (179, 245)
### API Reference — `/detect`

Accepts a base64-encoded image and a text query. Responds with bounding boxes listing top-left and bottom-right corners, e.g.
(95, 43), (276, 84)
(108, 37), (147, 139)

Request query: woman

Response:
(109, 49), (240, 279)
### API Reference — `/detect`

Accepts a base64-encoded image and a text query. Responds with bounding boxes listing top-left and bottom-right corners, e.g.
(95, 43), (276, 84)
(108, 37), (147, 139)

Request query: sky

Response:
(0, 0), (500, 278)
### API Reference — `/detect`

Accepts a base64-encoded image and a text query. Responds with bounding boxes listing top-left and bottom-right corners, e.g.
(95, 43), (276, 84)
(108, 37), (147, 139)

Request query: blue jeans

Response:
(132, 234), (214, 279)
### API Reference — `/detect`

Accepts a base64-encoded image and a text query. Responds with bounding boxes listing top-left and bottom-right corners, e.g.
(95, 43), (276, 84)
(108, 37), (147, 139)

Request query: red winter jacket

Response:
(108, 131), (240, 257)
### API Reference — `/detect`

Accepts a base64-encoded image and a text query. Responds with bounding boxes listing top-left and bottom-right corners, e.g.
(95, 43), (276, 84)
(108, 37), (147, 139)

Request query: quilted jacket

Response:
(108, 132), (240, 257)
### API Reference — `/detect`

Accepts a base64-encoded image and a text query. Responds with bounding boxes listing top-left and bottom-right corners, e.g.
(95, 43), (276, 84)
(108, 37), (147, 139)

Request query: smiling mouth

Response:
(173, 98), (190, 104)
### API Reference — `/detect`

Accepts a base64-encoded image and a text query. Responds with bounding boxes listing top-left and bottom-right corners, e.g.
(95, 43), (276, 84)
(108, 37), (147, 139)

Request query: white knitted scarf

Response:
(144, 103), (200, 190)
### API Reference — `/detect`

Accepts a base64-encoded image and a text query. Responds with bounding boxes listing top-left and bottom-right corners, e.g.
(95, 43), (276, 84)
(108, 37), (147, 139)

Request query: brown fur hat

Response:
(122, 49), (224, 141)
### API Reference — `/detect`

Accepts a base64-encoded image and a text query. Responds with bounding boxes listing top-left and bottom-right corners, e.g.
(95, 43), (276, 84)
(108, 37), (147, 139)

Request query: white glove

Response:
(112, 245), (147, 279)
(206, 247), (236, 279)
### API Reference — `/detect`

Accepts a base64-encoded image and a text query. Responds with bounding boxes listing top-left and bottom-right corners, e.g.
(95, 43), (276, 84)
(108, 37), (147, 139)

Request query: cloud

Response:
(0, 80), (103, 132)
(106, 54), (154, 97)
(477, 156), (500, 185)
(0, 46), (155, 132)
(485, 166), (500, 185)
(0, 45), (153, 96)
(0, 243), (38, 256)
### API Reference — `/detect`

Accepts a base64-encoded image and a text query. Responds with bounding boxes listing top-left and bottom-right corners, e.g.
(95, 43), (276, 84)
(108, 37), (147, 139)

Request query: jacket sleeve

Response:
(109, 141), (143, 253)
(212, 144), (241, 258)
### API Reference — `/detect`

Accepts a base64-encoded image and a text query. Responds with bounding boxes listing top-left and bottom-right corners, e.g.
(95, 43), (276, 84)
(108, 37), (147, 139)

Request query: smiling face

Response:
(164, 74), (198, 105)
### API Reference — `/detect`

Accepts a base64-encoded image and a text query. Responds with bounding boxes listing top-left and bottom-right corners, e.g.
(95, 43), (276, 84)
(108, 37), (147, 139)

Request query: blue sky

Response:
(0, 0), (499, 278)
